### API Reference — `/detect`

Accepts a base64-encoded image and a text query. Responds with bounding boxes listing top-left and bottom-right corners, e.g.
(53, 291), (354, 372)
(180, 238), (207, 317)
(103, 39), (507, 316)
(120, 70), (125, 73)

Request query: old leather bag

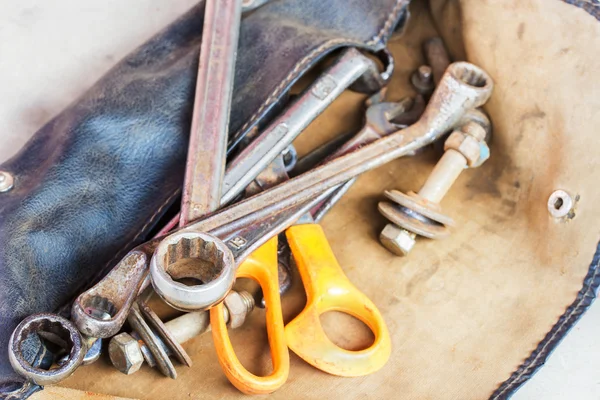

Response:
(2, 0), (600, 399)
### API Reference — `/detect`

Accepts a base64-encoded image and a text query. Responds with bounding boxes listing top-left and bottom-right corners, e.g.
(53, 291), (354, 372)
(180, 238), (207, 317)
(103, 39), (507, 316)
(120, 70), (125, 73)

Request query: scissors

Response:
(208, 93), (427, 393)
(210, 160), (390, 393)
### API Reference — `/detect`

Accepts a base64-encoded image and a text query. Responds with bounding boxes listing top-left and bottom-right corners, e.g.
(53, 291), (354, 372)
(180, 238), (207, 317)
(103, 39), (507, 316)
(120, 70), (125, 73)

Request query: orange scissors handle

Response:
(284, 223), (391, 376)
(210, 237), (289, 394)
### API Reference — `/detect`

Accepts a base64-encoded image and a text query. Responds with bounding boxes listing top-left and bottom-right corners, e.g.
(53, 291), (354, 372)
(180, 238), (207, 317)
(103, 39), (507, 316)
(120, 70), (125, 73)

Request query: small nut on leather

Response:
(108, 333), (144, 375)
(223, 291), (254, 329)
(380, 224), (416, 256)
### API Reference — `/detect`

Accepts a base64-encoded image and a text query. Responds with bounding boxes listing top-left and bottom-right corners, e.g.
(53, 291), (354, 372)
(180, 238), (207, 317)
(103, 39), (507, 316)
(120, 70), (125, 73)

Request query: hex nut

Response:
(444, 131), (481, 166)
(223, 291), (253, 329)
(108, 333), (144, 375)
(380, 224), (416, 256)
(462, 120), (487, 141)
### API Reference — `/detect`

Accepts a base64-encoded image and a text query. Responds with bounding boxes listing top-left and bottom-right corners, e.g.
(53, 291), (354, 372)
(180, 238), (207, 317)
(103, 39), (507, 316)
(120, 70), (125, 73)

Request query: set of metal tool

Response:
(8, 3), (495, 394)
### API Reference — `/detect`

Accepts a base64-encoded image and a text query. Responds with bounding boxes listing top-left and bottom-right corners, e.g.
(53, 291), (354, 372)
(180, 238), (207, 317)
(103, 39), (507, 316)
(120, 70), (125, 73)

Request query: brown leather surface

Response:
(48, 0), (600, 399)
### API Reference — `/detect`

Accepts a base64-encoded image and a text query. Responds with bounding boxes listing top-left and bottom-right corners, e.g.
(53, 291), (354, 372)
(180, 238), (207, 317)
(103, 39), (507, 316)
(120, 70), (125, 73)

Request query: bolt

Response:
(109, 290), (253, 375)
(108, 333), (144, 375)
(224, 290), (255, 329)
(417, 65), (432, 80)
(0, 171), (14, 192)
(548, 190), (575, 219)
(410, 65), (434, 96)
(379, 120), (490, 256)
(423, 37), (451, 85)
(379, 224), (417, 257)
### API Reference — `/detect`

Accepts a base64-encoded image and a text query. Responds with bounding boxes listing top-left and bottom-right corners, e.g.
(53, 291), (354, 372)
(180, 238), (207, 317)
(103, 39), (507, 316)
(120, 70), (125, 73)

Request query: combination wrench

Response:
(150, 61), (493, 311)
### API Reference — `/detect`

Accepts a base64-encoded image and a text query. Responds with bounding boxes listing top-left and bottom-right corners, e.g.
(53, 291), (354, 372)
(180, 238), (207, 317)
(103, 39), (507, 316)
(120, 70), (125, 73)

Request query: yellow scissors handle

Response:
(285, 223), (391, 376)
(210, 237), (289, 394)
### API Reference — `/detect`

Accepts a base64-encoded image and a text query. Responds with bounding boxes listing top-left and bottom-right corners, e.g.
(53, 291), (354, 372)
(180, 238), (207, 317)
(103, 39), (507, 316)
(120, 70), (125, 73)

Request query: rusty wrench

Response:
(180, 0), (242, 224)
(150, 62), (493, 311)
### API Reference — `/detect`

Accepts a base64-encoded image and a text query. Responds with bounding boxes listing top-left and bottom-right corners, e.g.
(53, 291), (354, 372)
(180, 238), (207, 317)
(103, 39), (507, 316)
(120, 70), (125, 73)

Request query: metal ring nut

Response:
(8, 314), (85, 386)
(150, 231), (236, 312)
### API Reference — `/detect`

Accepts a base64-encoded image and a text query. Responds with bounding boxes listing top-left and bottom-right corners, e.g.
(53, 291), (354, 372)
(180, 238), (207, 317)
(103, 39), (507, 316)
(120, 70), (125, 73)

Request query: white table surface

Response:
(0, 1), (598, 399)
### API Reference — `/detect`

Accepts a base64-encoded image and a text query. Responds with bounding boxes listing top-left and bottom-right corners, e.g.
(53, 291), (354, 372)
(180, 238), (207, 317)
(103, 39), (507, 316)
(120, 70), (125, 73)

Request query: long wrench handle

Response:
(180, 0), (243, 225)
(184, 62), (494, 237)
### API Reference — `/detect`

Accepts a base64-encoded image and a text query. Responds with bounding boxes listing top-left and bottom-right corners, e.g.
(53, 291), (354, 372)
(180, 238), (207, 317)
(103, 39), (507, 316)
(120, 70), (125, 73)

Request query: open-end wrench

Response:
(220, 48), (391, 205)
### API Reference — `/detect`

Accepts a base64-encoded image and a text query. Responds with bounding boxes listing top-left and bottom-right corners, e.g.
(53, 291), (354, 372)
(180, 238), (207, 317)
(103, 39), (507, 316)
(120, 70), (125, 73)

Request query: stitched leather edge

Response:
(491, 4), (600, 396)
(490, 240), (600, 399)
(561, 0), (600, 20)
